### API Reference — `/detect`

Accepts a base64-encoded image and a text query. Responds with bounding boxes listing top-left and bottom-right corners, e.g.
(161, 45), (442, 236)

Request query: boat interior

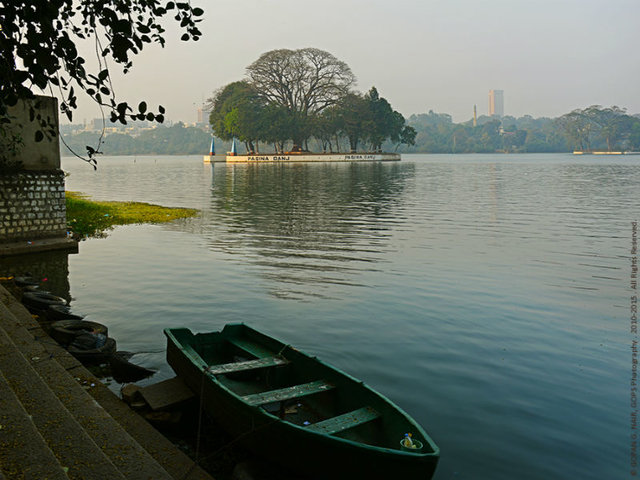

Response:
(176, 325), (432, 452)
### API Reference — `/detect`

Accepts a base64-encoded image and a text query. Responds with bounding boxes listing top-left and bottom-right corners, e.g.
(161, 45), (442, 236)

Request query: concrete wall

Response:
(4, 95), (61, 171)
(0, 171), (67, 242)
(0, 95), (77, 254)
(0, 249), (71, 302)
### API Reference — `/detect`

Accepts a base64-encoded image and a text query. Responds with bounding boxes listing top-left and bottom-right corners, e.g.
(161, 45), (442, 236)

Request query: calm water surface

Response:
(61, 153), (639, 480)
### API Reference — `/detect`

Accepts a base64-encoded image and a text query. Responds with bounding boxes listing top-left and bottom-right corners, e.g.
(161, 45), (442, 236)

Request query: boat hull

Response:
(165, 325), (438, 479)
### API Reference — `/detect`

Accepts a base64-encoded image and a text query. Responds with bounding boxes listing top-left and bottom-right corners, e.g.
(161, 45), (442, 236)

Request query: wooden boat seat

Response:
(306, 407), (380, 435)
(207, 356), (289, 375)
(242, 380), (334, 406)
(226, 337), (277, 359)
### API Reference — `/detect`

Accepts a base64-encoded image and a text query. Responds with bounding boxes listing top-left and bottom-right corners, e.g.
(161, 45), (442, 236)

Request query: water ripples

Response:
(62, 154), (640, 479)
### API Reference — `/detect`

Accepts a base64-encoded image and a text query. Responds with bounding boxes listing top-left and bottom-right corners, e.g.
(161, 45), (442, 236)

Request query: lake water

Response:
(60, 153), (639, 480)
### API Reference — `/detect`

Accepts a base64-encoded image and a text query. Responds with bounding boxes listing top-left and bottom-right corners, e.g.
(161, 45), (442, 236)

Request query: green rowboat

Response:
(164, 324), (439, 479)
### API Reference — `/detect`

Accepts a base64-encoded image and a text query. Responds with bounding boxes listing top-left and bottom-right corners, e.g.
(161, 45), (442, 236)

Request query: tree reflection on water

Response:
(186, 162), (415, 300)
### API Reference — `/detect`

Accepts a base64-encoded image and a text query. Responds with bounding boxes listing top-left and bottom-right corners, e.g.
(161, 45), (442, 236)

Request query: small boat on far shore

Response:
(164, 323), (439, 479)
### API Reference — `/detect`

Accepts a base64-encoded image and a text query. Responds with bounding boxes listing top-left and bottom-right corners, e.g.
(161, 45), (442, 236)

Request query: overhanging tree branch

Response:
(1, 0), (204, 166)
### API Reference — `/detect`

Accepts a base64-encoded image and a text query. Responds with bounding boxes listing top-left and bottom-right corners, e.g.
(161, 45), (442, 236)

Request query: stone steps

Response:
(0, 318), (127, 480)
(0, 284), (214, 480)
(85, 383), (211, 480)
(0, 369), (69, 480)
(0, 303), (171, 479)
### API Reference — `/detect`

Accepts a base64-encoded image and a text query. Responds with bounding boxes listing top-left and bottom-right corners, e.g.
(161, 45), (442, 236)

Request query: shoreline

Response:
(63, 151), (577, 158)
(0, 281), (214, 480)
(224, 152), (401, 163)
(65, 191), (198, 239)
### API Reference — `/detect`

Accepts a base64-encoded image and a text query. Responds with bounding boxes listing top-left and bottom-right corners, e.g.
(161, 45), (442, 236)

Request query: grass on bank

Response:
(65, 191), (198, 239)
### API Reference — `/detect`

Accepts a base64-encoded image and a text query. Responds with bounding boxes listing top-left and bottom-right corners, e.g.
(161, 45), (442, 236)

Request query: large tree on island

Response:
(246, 48), (356, 150)
(0, 0), (204, 167)
(364, 87), (414, 151)
(208, 81), (267, 152)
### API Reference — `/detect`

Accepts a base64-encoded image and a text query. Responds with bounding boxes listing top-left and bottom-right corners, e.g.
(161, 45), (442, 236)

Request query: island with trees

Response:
(206, 48), (416, 162)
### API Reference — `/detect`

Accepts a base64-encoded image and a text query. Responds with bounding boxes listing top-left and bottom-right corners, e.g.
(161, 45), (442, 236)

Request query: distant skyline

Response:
(488, 90), (504, 118)
(55, 0), (640, 124)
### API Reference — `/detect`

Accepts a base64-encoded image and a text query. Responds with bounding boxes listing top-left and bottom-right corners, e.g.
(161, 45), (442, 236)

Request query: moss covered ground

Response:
(65, 191), (198, 239)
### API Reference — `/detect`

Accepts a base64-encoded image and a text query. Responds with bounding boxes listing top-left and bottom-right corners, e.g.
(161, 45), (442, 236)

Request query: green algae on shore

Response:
(65, 191), (198, 239)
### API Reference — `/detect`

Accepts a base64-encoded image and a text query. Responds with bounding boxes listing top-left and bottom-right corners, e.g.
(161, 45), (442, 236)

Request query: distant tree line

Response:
(60, 123), (211, 156)
(60, 105), (640, 157)
(556, 105), (640, 152)
(400, 105), (640, 154)
(207, 48), (416, 153)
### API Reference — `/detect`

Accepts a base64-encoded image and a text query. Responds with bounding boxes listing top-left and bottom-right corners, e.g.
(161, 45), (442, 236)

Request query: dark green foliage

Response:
(630, 119), (640, 150)
(62, 108), (640, 156)
(207, 48), (415, 153)
(327, 93), (369, 152)
(557, 105), (640, 152)
(402, 111), (568, 153)
(207, 49), (416, 152)
(207, 82), (266, 152)
(0, 0), (203, 167)
(246, 48), (356, 149)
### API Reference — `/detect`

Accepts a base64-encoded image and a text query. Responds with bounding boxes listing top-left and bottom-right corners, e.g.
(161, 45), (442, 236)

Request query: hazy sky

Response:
(65, 0), (640, 124)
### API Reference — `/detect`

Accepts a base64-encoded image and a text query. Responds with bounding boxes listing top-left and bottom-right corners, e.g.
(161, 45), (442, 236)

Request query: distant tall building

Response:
(488, 90), (504, 117)
(197, 107), (210, 124)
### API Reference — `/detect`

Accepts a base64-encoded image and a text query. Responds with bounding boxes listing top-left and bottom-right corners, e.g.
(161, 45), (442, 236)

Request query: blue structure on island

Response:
(203, 136), (226, 163)
(230, 138), (237, 156)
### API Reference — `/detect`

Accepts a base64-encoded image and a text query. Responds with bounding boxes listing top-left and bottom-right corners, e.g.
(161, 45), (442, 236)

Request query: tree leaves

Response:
(559, 105), (636, 152)
(1, 0), (206, 168)
(210, 55), (413, 153)
(246, 48), (356, 147)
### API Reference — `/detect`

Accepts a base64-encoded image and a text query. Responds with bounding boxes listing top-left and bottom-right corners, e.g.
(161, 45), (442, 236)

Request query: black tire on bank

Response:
(21, 291), (67, 313)
(49, 320), (109, 346)
(14, 276), (39, 288)
(46, 304), (85, 322)
(67, 337), (117, 365)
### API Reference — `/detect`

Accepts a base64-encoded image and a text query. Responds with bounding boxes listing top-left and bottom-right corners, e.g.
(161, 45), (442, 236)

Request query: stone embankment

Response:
(0, 172), (67, 242)
(0, 283), (215, 480)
